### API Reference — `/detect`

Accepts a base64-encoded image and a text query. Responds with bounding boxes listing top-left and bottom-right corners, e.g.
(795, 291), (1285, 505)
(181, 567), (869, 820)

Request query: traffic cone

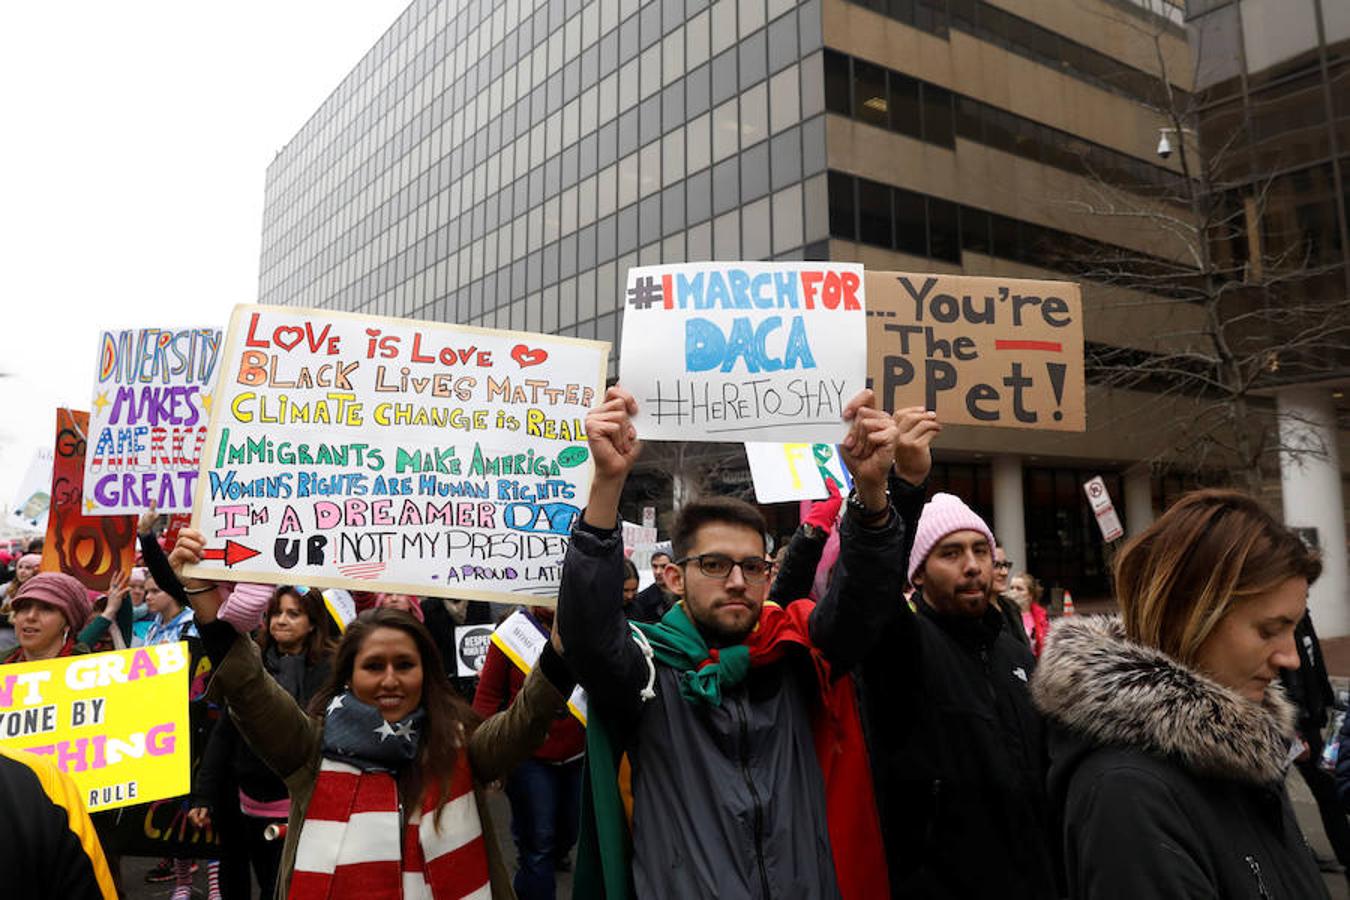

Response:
(1062, 590), (1075, 617)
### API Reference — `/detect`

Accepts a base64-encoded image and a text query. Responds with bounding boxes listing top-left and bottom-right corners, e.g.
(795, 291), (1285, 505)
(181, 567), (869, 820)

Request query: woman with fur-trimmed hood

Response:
(1033, 489), (1329, 899)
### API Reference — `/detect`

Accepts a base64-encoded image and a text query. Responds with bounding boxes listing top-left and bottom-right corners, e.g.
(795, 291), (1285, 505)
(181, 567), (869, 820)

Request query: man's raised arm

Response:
(556, 386), (653, 725)
(811, 404), (940, 669)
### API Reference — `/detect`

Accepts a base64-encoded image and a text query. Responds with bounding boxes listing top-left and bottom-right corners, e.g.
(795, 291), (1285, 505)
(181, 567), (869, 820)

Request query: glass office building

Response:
(260, 0), (833, 371)
(259, 0), (1349, 612)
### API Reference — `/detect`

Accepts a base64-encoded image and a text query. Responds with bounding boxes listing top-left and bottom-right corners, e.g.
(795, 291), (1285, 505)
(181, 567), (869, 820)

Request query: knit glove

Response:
(218, 582), (275, 634)
(802, 479), (844, 535)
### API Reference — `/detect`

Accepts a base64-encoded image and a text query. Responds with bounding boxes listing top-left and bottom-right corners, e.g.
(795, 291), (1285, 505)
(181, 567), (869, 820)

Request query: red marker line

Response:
(995, 340), (1062, 352)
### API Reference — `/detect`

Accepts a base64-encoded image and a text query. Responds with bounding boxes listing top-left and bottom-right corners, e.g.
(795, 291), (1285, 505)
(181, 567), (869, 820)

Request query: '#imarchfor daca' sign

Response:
(620, 262), (867, 443)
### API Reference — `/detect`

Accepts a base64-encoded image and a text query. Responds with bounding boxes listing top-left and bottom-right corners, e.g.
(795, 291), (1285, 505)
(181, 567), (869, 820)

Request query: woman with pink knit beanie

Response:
(4, 572), (94, 662)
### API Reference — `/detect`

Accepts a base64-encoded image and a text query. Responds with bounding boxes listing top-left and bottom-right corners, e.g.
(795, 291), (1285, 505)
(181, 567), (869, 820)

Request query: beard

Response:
(688, 597), (760, 646)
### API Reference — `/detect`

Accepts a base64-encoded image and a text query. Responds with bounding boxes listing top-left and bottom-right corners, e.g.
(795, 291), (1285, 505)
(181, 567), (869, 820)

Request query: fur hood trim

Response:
(1032, 616), (1296, 785)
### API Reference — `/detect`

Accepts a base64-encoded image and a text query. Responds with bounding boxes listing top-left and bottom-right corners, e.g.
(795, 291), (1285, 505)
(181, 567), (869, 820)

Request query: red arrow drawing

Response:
(201, 541), (262, 567)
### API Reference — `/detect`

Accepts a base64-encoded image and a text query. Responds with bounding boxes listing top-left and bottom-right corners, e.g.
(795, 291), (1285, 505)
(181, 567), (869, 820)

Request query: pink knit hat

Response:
(907, 493), (997, 583)
(12, 572), (94, 633)
(376, 593), (425, 623)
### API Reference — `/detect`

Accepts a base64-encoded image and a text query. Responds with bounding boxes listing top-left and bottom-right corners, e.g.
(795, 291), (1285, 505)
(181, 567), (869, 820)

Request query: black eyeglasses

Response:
(993, 561), (1014, 570)
(677, 553), (774, 582)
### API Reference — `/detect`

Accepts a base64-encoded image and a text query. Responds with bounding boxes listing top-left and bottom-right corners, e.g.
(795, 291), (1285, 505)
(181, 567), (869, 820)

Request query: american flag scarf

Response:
(290, 693), (489, 899)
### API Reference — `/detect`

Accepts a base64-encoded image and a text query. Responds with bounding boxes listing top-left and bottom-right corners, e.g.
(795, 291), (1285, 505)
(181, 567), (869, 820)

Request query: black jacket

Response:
(1279, 611), (1336, 742)
(193, 646), (332, 811)
(812, 479), (1056, 899)
(626, 582), (672, 623)
(559, 508), (904, 899)
(995, 593), (1031, 649)
(768, 522), (828, 605)
(1035, 616), (1328, 900)
(0, 747), (115, 898)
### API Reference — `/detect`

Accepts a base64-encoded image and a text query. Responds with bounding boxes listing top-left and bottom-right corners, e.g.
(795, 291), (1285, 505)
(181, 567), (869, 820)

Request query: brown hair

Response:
(260, 586), (335, 665)
(1012, 573), (1044, 606)
(309, 608), (481, 826)
(671, 496), (767, 560)
(1115, 489), (1321, 664)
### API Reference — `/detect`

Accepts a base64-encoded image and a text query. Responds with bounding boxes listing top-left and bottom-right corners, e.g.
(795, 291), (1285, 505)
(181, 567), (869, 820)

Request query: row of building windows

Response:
(261, 0), (821, 310)
(822, 49), (1186, 197)
(842, 0), (1189, 110)
(266, 51), (826, 315)
(263, 0), (813, 254)
(826, 169), (1182, 290)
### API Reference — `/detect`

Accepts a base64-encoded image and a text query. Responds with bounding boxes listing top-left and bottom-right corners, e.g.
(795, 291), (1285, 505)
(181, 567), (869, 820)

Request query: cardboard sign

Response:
(490, 611), (587, 723)
(866, 273), (1084, 431)
(454, 624), (494, 677)
(620, 262), (868, 442)
(83, 327), (223, 515)
(0, 643), (192, 812)
(183, 305), (608, 605)
(8, 447), (54, 532)
(745, 442), (854, 503)
(1083, 476), (1124, 542)
(41, 409), (138, 592)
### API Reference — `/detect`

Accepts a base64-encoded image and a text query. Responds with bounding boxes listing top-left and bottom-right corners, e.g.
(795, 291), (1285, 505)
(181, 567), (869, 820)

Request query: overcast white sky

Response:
(0, 1), (411, 509)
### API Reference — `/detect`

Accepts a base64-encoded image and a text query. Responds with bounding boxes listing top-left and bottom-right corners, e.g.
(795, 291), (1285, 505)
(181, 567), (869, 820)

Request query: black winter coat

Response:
(558, 508), (905, 899)
(812, 480), (1056, 900)
(1279, 611), (1336, 742)
(193, 647), (332, 811)
(1034, 616), (1328, 900)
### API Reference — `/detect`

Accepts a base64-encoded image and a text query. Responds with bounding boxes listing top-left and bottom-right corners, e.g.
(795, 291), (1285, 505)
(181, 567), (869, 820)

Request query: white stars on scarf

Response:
(393, 720), (418, 742)
(374, 720), (398, 741)
(327, 695), (346, 714)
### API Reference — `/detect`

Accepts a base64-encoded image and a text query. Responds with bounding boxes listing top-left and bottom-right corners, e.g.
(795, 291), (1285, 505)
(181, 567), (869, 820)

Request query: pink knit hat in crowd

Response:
(12, 572), (94, 633)
(907, 493), (997, 583)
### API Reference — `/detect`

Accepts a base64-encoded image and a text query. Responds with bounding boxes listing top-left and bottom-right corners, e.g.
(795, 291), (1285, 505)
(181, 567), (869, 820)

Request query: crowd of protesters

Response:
(0, 386), (1344, 900)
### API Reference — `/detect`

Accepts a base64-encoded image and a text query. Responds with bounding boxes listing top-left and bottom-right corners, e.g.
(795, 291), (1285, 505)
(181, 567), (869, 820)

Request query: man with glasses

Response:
(993, 546), (1014, 592)
(558, 386), (904, 899)
(992, 546), (1031, 650)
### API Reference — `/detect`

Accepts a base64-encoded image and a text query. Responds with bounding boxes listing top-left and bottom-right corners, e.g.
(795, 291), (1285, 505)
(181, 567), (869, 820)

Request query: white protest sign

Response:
(1083, 476), (1124, 542)
(621, 520), (657, 549)
(620, 262), (867, 443)
(490, 610), (587, 723)
(183, 304), (608, 604)
(744, 442), (854, 503)
(8, 447), (54, 531)
(321, 589), (356, 633)
(83, 327), (223, 514)
(455, 624), (495, 677)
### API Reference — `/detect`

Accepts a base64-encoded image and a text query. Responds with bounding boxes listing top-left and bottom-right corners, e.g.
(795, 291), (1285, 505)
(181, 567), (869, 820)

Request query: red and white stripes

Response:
(289, 758), (488, 899)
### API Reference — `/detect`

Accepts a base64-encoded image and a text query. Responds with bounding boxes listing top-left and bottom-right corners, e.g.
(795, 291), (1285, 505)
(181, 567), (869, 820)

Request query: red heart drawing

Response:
(272, 326), (305, 351)
(511, 344), (549, 368)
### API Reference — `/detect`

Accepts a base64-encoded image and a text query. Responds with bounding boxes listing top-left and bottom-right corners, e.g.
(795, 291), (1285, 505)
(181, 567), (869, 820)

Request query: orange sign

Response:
(40, 409), (137, 591)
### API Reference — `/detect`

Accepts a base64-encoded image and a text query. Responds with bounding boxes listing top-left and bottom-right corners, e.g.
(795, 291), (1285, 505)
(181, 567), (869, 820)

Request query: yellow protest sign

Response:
(0, 644), (191, 812)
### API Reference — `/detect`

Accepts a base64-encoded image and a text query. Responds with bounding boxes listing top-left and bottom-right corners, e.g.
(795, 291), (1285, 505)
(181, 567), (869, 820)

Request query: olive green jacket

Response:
(208, 631), (568, 899)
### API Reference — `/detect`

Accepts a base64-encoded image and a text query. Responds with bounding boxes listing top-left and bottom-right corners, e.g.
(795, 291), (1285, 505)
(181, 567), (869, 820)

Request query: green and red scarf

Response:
(574, 599), (889, 900)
